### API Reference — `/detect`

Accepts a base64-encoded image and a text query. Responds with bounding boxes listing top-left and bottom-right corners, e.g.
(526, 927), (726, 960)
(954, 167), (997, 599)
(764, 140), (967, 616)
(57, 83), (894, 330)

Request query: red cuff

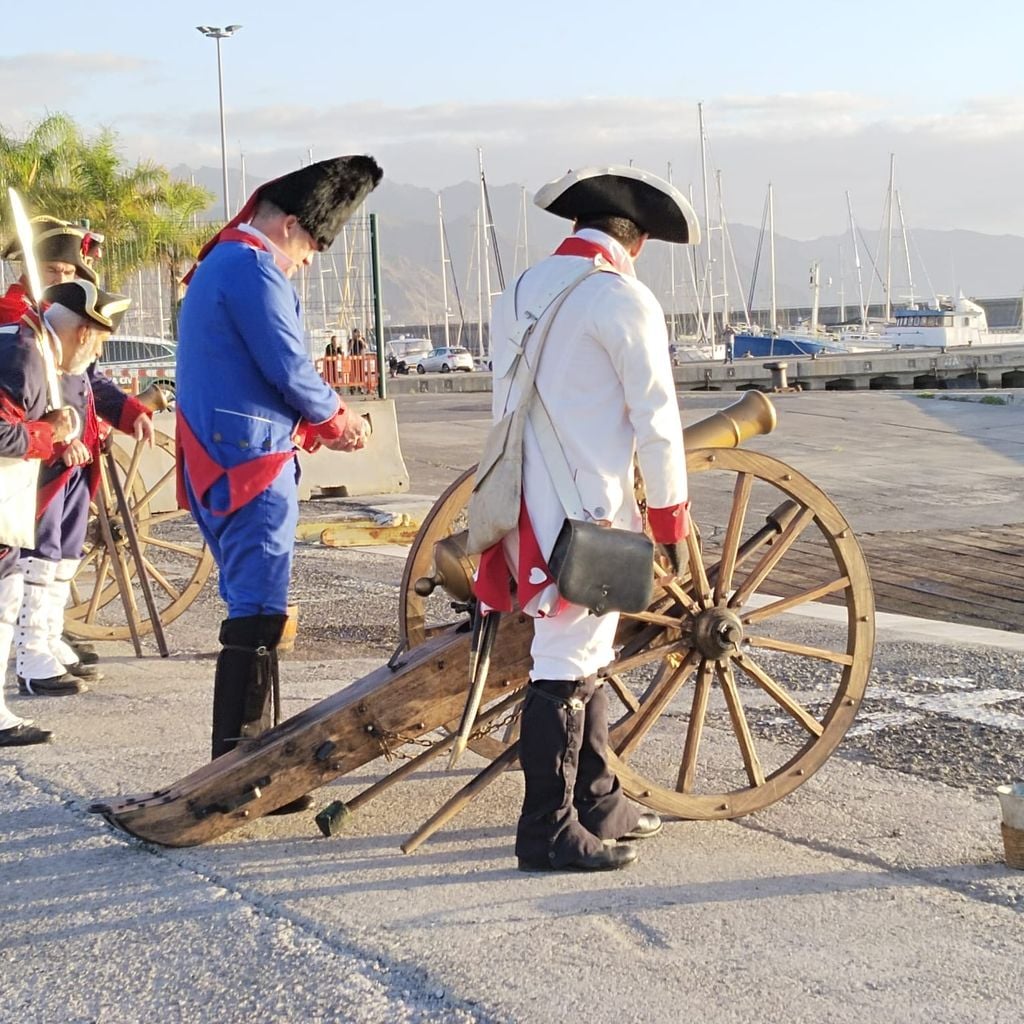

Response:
(293, 421), (322, 453)
(648, 501), (690, 544)
(24, 420), (55, 460)
(117, 396), (149, 434)
(308, 402), (348, 442)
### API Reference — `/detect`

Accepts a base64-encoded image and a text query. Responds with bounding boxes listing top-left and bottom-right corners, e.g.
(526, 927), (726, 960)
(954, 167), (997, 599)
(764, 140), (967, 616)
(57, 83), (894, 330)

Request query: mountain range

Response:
(177, 165), (1024, 329)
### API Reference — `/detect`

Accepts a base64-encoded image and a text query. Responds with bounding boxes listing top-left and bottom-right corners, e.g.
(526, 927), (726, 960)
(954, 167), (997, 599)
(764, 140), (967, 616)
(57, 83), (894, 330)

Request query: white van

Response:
(387, 336), (433, 375)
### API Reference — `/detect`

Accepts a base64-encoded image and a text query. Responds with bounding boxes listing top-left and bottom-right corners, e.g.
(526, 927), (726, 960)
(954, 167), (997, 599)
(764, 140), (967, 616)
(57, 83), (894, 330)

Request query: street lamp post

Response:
(196, 24), (242, 221)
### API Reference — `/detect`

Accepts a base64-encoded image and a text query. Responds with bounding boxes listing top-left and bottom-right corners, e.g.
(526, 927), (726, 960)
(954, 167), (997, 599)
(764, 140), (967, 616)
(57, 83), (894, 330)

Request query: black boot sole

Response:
(67, 664), (102, 679)
(0, 724), (53, 746)
(517, 845), (638, 873)
(17, 676), (87, 696)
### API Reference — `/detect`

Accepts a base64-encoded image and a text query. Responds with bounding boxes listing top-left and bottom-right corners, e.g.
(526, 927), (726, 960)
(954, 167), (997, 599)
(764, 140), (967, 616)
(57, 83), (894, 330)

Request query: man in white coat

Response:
(475, 165), (700, 872)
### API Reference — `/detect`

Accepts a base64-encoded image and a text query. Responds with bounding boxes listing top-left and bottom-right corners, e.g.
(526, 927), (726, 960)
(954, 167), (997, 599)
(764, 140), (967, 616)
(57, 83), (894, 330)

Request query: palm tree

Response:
(148, 177), (214, 334)
(1, 113), (214, 292)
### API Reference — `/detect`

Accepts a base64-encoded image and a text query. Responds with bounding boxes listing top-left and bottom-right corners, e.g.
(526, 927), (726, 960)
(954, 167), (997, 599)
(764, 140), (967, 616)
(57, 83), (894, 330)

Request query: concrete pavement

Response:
(2, 390), (1024, 1023)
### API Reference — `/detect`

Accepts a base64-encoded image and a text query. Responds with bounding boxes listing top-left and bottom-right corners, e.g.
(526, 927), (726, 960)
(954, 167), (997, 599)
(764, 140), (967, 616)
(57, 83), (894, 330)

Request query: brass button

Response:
(238, 439), (249, 449)
(212, 432), (222, 442)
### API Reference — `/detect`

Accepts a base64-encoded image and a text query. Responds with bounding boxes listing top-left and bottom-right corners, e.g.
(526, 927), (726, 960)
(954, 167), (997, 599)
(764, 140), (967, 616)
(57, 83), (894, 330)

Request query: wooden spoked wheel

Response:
(399, 466), (476, 648)
(397, 448), (874, 816)
(64, 428), (215, 640)
(604, 446), (874, 818)
(398, 466), (523, 758)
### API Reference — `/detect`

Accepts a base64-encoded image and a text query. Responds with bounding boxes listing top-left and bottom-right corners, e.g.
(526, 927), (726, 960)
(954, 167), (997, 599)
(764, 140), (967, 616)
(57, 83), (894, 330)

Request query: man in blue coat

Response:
(177, 156), (381, 804)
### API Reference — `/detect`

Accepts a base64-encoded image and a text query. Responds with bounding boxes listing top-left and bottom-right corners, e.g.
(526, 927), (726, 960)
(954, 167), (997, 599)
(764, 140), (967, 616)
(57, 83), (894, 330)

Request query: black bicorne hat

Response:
(2, 216), (101, 283)
(259, 156), (383, 251)
(43, 280), (131, 330)
(534, 165), (701, 245)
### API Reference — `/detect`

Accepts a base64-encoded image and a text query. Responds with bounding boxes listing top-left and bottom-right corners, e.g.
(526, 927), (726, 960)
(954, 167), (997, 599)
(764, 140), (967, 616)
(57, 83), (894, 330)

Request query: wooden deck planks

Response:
(750, 523), (1024, 633)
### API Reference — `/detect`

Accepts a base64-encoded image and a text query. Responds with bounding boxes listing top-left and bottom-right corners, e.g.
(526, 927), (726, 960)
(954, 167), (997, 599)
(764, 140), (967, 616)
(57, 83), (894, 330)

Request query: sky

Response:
(3, 0), (1024, 239)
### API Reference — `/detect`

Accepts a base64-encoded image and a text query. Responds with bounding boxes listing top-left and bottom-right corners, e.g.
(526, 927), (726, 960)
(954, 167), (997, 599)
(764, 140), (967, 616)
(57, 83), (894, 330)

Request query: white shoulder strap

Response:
(503, 264), (606, 400)
(529, 394), (585, 520)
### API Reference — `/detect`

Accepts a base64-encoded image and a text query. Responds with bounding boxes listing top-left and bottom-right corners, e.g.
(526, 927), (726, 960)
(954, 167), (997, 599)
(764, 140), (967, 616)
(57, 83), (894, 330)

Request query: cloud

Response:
(108, 93), (1024, 237)
(0, 53), (152, 117)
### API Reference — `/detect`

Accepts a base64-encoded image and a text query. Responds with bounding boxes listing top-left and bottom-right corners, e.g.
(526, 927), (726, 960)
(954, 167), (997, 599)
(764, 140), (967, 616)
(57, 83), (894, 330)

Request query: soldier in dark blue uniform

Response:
(177, 156), (381, 808)
(3, 220), (153, 689)
(7, 282), (133, 696)
(0, 283), (114, 741)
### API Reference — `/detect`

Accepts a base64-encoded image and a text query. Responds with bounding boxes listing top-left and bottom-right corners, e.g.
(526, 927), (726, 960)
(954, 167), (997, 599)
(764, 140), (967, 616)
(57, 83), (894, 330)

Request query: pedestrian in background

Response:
(349, 327), (367, 356)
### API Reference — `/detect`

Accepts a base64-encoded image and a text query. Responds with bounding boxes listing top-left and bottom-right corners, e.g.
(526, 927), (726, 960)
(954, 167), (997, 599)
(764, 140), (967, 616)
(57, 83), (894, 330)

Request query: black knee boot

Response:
(574, 680), (640, 840)
(211, 614), (288, 760)
(515, 678), (636, 871)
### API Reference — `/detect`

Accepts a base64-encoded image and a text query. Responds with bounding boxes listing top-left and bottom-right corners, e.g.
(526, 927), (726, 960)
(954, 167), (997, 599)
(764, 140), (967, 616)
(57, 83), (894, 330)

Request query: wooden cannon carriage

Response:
(90, 391), (875, 849)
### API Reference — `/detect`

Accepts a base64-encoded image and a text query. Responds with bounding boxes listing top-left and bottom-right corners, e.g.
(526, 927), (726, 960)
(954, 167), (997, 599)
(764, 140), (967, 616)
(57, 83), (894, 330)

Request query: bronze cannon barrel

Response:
(682, 389), (776, 451)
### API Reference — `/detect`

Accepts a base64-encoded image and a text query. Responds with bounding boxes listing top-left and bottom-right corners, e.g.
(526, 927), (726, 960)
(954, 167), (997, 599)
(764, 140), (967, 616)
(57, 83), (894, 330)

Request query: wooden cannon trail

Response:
(90, 392), (875, 849)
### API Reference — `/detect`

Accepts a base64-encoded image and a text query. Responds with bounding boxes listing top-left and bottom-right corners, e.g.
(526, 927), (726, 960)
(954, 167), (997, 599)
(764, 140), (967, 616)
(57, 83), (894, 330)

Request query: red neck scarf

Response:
(553, 233), (635, 276)
(553, 235), (616, 263)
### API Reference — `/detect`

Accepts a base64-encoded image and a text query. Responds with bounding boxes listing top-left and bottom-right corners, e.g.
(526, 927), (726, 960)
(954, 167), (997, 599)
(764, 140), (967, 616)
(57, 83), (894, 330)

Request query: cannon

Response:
(90, 392), (874, 849)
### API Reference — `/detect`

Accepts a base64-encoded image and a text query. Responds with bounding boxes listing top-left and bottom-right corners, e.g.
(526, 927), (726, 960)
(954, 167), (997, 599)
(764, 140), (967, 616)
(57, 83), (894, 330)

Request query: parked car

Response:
(387, 337), (433, 375)
(416, 347), (474, 374)
(96, 335), (177, 396)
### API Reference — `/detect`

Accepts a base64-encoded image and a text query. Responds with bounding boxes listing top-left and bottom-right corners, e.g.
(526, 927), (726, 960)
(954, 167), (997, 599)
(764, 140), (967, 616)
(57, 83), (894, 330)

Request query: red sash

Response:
(38, 390), (101, 515)
(175, 410), (295, 517)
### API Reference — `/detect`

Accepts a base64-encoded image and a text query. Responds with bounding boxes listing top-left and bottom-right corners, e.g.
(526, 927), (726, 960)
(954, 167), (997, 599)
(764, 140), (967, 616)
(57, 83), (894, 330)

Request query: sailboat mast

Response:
(846, 190), (867, 330)
(438, 193), (451, 348)
(895, 188), (916, 309)
(717, 169), (728, 333)
(809, 261), (820, 333)
(518, 186), (530, 275)
(478, 148), (494, 355)
(475, 206), (484, 357)
(686, 183), (703, 342)
(698, 102), (715, 346)
(668, 162), (677, 343)
(884, 153), (896, 322)
(768, 182), (777, 331)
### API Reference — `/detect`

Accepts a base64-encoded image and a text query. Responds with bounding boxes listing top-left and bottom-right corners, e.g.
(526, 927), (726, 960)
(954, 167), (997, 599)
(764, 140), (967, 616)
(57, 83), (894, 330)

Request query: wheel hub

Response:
(692, 606), (744, 661)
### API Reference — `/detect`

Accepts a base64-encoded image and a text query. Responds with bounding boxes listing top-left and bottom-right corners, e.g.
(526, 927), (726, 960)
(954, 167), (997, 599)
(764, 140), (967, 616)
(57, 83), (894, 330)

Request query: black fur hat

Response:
(259, 156), (383, 251)
(43, 280), (130, 330)
(183, 155), (383, 284)
(2, 216), (100, 283)
(534, 165), (701, 245)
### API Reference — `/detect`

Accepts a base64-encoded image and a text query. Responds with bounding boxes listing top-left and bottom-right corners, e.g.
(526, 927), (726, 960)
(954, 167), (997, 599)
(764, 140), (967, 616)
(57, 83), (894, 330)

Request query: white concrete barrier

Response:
(297, 398), (409, 499)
